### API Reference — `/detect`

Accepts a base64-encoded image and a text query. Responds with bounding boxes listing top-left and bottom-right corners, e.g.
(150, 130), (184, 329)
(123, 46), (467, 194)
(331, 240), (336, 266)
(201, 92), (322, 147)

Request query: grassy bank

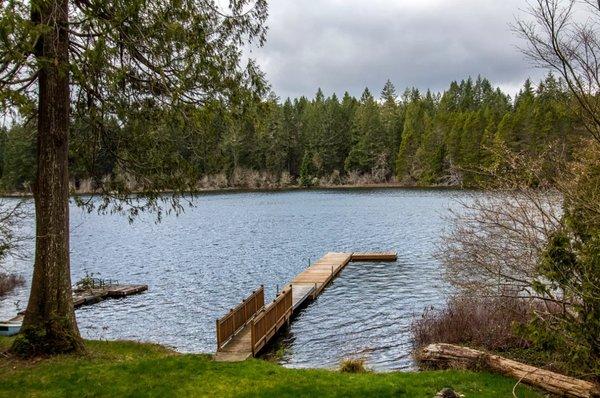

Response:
(0, 338), (543, 397)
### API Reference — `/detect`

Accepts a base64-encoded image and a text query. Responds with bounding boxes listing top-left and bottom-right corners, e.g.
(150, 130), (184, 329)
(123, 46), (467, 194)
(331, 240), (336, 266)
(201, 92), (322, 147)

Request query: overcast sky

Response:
(248, 0), (547, 100)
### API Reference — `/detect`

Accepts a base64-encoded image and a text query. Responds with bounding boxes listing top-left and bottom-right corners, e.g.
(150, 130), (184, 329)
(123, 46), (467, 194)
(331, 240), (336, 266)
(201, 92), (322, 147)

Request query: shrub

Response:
(412, 294), (533, 353)
(339, 358), (369, 373)
(0, 273), (25, 297)
(279, 171), (294, 187)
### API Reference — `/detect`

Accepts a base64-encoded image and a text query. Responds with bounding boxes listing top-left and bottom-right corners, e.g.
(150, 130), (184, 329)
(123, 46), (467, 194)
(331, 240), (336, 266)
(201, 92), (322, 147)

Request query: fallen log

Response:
(417, 343), (600, 398)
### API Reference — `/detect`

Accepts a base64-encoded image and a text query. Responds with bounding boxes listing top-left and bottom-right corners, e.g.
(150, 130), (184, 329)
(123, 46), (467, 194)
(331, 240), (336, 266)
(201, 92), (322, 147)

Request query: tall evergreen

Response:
(345, 88), (387, 176)
(0, 75), (583, 193)
(380, 80), (403, 170)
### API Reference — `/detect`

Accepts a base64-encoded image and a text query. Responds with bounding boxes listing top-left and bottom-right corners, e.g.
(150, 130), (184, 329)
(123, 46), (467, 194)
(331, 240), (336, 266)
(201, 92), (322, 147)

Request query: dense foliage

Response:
(531, 142), (600, 378)
(0, 74), (581, 192)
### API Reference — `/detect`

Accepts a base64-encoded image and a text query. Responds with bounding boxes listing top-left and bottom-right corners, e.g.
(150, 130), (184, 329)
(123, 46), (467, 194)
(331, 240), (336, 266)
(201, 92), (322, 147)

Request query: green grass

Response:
(0, 337), (544, 398)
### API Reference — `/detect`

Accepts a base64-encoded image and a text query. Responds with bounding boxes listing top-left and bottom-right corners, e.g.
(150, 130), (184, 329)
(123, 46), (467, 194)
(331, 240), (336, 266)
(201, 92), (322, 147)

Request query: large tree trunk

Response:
(417, 343), (600, 398)
(13, 0), (84, 356)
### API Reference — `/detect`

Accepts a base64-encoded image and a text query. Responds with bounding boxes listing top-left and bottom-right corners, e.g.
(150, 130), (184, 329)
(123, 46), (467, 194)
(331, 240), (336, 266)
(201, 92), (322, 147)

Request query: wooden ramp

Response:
(214, 251), (397, 362)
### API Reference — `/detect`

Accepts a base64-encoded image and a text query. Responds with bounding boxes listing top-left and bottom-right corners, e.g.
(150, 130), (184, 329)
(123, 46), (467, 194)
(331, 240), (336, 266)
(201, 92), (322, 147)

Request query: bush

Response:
(0, 273), (25, 297)
(412, 294), (533, 353)
(339, 357), (369, 373)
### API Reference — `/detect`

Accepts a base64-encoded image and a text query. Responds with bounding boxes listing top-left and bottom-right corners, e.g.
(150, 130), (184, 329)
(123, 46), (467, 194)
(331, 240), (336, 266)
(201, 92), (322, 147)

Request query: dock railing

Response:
(251, 287), (293, 355)
(216, 286), (265, 350)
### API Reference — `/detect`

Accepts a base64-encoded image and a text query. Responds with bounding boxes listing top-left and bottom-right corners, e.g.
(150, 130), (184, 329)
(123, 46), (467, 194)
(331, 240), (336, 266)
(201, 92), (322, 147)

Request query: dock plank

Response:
(291, 284), (316, 310)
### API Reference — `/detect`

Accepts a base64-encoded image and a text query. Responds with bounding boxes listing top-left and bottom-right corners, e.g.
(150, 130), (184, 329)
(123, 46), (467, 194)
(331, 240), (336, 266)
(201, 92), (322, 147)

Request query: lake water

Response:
(0, 188), (464, 371)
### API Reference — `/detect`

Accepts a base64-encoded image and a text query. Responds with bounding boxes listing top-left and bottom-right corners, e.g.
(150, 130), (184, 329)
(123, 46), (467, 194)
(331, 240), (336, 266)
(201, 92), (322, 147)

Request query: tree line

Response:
(0, 73), (580, 193)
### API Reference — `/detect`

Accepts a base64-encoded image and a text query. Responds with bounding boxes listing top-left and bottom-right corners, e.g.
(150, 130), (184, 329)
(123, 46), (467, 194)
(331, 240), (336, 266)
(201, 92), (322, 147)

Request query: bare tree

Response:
(515, 0), (600, 144)
(0, 200), (29, 297)
(441, 146), (564, 303)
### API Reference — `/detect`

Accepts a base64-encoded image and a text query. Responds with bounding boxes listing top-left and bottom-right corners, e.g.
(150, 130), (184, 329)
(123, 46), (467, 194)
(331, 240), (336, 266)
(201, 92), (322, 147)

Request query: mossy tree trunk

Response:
(13, 0), (84, 356)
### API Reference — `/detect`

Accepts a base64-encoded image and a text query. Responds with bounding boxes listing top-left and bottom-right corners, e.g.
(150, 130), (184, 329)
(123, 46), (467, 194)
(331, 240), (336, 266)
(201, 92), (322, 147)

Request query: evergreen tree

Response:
(0, 0), (268, 356)
(299, 152), (313, 187)
(345, 88), (387, 175)
(1, 123), (35, 190)
(380, 80), (403, 170)
(396, 89), (429, 181)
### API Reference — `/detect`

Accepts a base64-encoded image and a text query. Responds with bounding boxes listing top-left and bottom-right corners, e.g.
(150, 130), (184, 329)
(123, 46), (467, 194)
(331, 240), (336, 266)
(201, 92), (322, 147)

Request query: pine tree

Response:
(345, 88), (386, 176)
(380, 79), (402, 170)
(299, 152), (313, 187)
(396, 89), (430, 181)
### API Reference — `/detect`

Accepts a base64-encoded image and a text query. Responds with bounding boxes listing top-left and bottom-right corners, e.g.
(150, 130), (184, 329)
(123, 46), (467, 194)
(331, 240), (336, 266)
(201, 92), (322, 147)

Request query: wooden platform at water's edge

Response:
(214, 251), (397, 362)
(73, 284), (148, 308)
(1, 284), (148, 337)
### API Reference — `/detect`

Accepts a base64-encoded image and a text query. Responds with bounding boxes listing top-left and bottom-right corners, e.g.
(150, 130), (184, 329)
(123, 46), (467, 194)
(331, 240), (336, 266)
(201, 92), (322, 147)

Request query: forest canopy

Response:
(0, 73), (582, 193)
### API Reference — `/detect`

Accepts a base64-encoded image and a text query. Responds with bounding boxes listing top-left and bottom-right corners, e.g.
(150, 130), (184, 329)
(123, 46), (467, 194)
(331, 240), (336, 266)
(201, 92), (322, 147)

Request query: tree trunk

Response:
(417, 343), (600, 398)
(13, 0), (84, 356)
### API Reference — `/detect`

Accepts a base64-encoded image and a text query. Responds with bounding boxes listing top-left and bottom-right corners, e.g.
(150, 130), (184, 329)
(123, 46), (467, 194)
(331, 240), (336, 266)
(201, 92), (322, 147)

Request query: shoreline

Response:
(0, 337), (545, 397)
(0, 182), (465, 199)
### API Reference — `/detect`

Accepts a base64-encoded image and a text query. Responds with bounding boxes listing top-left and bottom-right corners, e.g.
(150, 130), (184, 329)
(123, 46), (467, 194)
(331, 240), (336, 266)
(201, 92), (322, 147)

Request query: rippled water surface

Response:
(0, 189), (465, 371)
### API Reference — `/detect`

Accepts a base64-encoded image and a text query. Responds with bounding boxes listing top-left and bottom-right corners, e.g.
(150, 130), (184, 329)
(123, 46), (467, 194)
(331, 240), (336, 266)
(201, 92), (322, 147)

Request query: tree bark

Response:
(13, 0), (84, 356)
(417, 343), (600, 398)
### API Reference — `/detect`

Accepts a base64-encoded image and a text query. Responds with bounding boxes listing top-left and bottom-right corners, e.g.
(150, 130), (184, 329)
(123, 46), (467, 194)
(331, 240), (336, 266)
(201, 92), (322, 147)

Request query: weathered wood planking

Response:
(214, 327), (253, 362)
(291, 284), (316, 310)
(73, 284), (148, 309)
(351, 252), (397, 262)
(214, 251), (397, 362)
(2, 284), (148, 337)
(216, 287), (264, 351)
(291, 252), (352, 297)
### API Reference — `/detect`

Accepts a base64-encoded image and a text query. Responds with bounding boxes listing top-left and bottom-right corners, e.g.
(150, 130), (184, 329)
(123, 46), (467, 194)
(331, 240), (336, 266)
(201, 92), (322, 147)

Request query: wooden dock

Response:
(214, 251), (397, 362)
(73, 284), (148, 308)
(1, 284), (148, 336)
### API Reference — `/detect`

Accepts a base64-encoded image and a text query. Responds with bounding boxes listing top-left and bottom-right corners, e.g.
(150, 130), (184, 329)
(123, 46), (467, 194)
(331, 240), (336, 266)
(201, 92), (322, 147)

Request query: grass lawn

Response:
(0, 337), (544, 397)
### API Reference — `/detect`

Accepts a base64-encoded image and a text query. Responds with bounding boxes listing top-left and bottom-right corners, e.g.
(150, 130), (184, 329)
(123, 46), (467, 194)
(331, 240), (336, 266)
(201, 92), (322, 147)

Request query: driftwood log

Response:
(417, 343), (600, 398)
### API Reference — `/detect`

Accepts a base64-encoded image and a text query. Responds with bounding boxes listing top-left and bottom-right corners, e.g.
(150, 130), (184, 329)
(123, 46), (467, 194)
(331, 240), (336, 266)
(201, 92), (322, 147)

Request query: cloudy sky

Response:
(248, 0), (547, 99)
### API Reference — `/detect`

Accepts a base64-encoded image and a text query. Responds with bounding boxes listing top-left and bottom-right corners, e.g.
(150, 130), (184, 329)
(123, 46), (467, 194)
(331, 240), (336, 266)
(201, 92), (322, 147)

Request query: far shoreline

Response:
(0, 182), (467, 200)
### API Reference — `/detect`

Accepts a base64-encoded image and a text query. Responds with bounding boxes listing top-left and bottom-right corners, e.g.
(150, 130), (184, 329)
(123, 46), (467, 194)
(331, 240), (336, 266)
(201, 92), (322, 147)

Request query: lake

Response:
(0, 188), (464, 371)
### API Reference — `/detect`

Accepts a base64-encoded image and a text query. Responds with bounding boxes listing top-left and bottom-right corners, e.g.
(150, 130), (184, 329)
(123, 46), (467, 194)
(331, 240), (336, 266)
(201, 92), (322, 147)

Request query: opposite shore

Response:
(0, 181), (464, 199)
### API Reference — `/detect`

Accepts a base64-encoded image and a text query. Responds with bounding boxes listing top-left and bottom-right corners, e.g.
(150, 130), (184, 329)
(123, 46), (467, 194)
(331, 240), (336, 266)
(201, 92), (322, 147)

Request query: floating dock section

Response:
(214, 251), (397, 362)
(0, 283), (148, 336)
(73, 284), (148, 308)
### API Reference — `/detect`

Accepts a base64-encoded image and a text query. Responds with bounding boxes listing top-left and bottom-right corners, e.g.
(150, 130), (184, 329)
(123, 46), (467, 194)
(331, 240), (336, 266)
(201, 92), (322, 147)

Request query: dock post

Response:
(216, 319), (220, 352)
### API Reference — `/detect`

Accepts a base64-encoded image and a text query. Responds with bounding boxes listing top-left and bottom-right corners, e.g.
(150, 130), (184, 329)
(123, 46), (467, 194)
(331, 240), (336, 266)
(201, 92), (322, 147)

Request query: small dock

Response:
(0, 283), (148, 336)
(214, 251), (397, 362)
(73, 284), (148, 308)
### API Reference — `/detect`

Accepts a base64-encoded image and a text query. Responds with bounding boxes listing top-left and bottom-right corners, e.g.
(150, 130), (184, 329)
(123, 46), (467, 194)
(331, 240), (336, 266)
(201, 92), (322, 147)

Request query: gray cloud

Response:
(249, 0), (546, 99)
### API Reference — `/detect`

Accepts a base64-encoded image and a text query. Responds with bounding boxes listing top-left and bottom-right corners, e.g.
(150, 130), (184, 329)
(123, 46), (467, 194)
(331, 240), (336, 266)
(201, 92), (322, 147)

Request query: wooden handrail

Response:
(216, 286), (265, 350)
(251, 287), (293, 355)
